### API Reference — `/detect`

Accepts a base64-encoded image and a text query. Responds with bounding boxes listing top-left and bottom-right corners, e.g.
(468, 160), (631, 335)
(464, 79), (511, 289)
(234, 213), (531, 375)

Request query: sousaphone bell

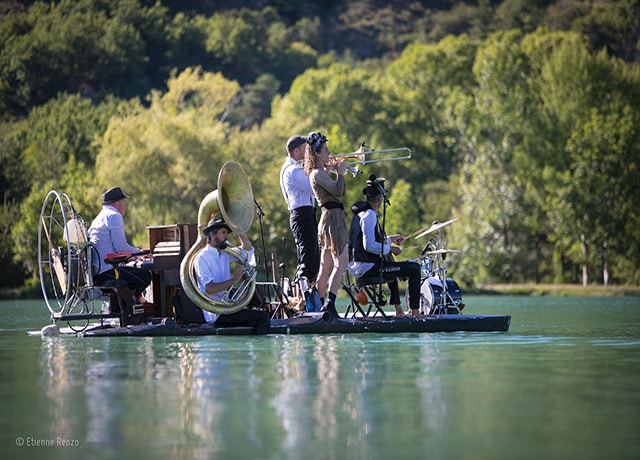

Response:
(179, 161), (257, 314)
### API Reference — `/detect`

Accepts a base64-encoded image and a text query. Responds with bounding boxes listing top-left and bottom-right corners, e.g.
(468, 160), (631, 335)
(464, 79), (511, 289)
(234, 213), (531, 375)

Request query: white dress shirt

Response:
(193, 244), (255, 323)
(88, 205), (139, 275)
(280, 157), (315, 210)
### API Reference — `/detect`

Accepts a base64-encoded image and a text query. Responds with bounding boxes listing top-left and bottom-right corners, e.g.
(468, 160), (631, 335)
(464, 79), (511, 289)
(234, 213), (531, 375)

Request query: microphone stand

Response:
(377, 188), (390, 305)
(254, 199), (271, 303)
(253, 199), (268, 281)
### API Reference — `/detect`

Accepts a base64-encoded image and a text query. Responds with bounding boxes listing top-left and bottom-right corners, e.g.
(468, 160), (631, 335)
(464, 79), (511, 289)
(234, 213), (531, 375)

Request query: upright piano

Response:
(147, 223), (198, 317)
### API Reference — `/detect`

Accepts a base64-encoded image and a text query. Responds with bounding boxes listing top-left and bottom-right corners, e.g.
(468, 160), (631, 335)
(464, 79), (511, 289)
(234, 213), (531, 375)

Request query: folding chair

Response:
(342, 272), (388, 318)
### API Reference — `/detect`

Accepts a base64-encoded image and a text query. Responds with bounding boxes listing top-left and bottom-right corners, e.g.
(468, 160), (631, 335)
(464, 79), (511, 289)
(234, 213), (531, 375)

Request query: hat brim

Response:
(286, 135), (307, 152)
(204, 223), (233, 235)
(102, 196), (128, 205)
(362, 186), (383, 197)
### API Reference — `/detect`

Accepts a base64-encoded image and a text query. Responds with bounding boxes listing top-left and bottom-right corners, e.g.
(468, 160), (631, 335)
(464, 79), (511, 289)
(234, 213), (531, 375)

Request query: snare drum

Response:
(407, 277), (463, 315)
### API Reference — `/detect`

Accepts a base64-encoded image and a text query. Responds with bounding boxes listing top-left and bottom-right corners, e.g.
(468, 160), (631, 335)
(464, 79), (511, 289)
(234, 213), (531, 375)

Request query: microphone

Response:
(420, 239), (436, 256)
(368, 174), (389, 206)
(368, 174), (384, 194)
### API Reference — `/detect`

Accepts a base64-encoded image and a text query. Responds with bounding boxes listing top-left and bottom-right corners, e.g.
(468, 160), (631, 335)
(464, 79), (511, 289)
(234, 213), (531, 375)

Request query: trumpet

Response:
(329, 142), (412, 165)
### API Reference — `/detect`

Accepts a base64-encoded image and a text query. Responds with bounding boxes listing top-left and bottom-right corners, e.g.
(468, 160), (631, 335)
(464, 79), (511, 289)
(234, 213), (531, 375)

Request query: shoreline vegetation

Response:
(468, 284), (640, 297)
(2, 1), (640, 290)
(3, 283), (639, 301)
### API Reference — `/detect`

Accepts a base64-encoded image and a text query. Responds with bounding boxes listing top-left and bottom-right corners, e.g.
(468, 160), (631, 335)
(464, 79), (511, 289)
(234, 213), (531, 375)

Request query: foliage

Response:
(2, 1), (640, 290)
(92, 67), (242, 247)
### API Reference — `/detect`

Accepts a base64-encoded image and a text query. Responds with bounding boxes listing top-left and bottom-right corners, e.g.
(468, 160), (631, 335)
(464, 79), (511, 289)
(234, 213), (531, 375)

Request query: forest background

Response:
(1, 0), (639, 296)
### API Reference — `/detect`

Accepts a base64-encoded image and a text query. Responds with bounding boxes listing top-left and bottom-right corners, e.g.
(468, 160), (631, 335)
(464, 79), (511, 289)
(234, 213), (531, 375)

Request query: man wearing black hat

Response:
(192, 216), (269, 334)
(88, 186), (152, 307)
(348, 176), (421, 317)
(279, 134), (320, 285)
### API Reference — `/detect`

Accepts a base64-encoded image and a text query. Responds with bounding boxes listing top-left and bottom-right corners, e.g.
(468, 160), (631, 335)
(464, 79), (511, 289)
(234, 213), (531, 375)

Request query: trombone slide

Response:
(329, 146), (412, 165)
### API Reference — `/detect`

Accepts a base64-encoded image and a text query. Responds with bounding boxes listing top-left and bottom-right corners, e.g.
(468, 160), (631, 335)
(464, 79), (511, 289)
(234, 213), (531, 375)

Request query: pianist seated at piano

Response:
(88, 186), (152, 305)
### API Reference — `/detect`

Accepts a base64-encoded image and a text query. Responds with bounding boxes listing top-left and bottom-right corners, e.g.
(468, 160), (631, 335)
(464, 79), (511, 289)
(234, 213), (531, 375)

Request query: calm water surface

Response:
(1, 296), (639, 460)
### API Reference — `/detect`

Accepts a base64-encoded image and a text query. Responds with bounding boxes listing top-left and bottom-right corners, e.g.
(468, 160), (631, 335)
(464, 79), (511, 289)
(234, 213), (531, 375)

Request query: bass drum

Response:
(407, 277), (463, 315)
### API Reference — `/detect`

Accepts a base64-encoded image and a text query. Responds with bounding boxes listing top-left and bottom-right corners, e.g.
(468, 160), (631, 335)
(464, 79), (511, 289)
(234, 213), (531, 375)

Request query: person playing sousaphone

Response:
(192, 216), (270, 334)
(348, 175), (421, 317)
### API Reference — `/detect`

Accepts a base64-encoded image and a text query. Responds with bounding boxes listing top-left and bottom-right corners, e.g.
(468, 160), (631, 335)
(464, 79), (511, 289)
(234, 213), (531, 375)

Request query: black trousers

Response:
(290, 206), (319, 282)
(361, 259), (421, 310)
(215, 308), (270, 334)
(93, 266), (152, 297)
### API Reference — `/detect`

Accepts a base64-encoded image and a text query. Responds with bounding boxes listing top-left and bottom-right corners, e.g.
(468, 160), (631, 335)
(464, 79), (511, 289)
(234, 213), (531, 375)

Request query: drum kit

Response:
(405, 218), (464, 315)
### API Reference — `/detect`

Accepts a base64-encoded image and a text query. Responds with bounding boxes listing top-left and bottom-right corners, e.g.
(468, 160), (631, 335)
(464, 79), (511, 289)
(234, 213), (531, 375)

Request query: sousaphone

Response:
(179, 161), (257, 314)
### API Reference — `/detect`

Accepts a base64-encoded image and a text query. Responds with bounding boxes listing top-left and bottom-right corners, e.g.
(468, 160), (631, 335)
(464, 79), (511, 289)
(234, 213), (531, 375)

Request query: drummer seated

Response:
(348, 177), (421, 317)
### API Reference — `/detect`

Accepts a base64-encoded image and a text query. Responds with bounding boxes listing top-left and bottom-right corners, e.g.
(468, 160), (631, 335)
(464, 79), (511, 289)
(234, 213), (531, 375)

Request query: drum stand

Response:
(427, 229), (459, 314)
(432, 229), (446, 314)
(414, 218), (463, 315)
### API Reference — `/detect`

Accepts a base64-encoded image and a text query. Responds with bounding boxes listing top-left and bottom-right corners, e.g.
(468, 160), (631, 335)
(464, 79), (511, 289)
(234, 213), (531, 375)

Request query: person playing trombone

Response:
(304, 132), (348, 317)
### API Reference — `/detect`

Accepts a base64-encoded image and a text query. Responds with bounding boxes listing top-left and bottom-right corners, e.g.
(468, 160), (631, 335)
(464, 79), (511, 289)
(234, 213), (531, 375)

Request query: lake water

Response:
(1, 296), (639, 460)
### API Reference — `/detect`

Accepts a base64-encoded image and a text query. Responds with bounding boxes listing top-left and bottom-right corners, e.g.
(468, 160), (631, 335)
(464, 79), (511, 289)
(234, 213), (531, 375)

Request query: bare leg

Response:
(315, 248), (334, 300)
(327, 246), (349, 295)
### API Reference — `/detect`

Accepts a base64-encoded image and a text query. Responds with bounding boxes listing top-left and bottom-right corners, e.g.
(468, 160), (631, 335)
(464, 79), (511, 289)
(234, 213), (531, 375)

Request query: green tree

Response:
(0, 0), (153, 116)
(533, 31), (640, 284)
(226, 73), (281, 129)
(8, 94), (119, 279)
(549, 107), (640, 285)
(204, 7), (317, 89)
(453, 30), (541, 284)
(93, 67), (242, 247)
(381, 36), (478, 184)
(281, 61), (383, 144)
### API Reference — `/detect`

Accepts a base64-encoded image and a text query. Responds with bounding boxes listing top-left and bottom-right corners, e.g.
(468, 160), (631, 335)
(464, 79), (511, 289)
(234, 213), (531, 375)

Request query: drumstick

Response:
(401, 245), (420, 251)
(405, 227), (430, 239)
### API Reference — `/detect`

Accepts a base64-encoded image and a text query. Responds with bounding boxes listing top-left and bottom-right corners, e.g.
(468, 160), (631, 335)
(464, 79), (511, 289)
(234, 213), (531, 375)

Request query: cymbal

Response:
(424, 249), (461, 255)
(414, 218), (459, 239)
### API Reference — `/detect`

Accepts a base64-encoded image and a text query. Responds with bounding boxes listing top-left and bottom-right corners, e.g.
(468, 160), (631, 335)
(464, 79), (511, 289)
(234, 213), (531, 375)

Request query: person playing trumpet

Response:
(348, 176), (421, 317)
(304, 131), (349, 317)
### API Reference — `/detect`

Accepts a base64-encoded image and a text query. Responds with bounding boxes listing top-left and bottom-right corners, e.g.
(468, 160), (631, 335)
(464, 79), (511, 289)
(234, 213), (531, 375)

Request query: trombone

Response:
(330, 142), (412, 166)
(326, 162), (362, 177)
(300, 142), (412, 177)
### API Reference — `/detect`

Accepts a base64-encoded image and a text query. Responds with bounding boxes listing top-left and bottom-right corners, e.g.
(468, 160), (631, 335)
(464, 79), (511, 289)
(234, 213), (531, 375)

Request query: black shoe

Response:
(320, 303), (339, 318)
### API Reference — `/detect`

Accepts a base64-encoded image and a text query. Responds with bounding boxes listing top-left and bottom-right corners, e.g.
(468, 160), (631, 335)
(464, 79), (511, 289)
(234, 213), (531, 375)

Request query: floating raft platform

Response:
(28, 313), (511, 337)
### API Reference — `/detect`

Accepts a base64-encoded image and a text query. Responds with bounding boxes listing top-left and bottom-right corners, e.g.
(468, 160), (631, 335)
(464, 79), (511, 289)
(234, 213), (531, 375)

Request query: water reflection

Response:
(38, 333), (448, 458)
(417, 337), (447, 434)
(15, 296), (640, 459)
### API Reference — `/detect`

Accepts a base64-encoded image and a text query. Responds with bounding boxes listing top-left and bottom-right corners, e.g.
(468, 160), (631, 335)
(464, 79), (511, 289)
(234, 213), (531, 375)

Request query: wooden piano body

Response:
(147, 224), (198, 317)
